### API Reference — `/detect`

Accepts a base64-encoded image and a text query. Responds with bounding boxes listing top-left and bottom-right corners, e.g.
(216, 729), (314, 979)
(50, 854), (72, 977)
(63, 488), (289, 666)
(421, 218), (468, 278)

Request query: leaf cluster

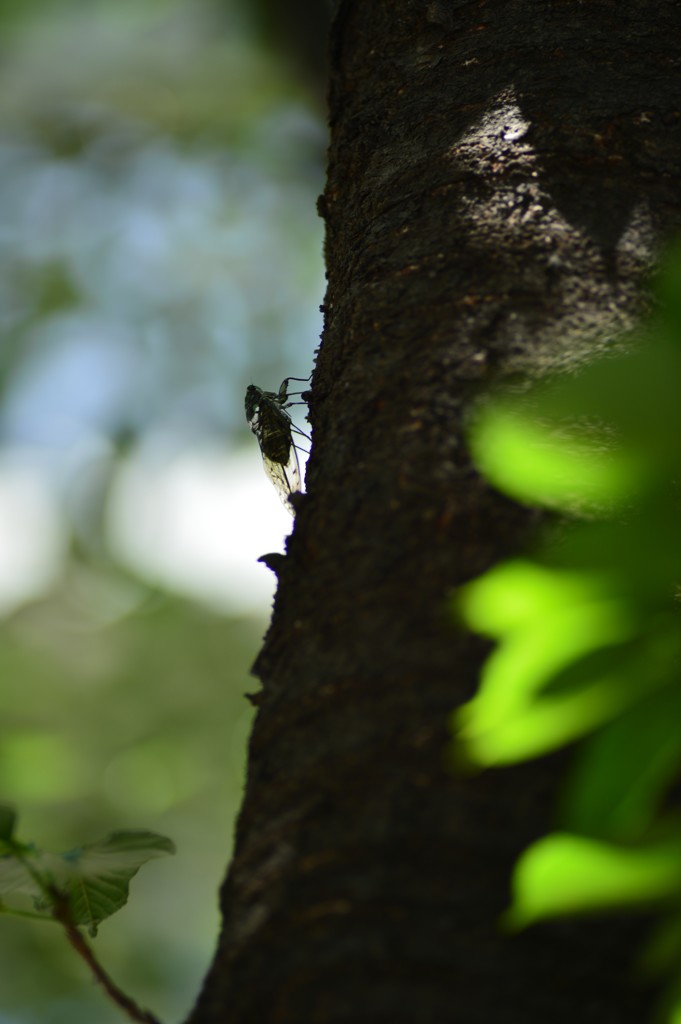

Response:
(455, 250), (681, 1018)
(0, 805), (174, 937)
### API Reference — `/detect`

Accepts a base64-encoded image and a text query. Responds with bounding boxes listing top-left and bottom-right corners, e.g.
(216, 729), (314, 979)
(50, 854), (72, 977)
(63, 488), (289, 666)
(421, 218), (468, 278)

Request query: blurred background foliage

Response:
(0, 0), (327, 1021)
(456, 251), (681, 1021)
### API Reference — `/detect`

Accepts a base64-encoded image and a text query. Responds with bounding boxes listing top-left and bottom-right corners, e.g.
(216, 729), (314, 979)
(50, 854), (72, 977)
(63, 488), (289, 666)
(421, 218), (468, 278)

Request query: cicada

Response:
(245, 377), (309, 513)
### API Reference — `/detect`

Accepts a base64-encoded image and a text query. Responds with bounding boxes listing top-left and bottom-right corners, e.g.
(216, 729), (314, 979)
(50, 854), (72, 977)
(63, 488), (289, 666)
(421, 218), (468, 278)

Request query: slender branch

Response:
(5, 841), (164, 1024)
(48, 887), (164, 1024)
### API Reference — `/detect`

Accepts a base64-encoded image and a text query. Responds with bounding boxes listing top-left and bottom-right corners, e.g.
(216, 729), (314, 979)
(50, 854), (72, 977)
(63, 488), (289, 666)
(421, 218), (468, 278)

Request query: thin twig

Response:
(49, 888), (163, 1024)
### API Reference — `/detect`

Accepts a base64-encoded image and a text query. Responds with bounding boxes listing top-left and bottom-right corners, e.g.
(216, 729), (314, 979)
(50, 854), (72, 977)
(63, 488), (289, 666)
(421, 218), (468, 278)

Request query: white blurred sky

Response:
(107, 443), (300, 613)
(0, 444), (298, 617)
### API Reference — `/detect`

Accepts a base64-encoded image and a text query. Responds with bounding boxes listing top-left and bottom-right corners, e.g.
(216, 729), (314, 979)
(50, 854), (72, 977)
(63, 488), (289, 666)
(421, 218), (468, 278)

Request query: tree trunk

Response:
(189, 2), (681, 1021)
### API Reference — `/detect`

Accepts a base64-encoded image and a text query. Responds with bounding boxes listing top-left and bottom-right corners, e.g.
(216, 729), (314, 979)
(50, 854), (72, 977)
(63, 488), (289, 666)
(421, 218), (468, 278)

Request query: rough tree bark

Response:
(189, 2), (681, 1021)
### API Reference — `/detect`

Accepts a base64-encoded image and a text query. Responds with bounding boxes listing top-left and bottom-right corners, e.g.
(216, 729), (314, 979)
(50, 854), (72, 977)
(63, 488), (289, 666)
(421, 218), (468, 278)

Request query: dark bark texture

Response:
(190, 2), (681, 1021)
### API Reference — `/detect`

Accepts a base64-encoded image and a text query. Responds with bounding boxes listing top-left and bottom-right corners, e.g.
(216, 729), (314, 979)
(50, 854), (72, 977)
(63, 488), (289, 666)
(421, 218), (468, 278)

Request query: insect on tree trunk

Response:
(189, 2), (681, 1021)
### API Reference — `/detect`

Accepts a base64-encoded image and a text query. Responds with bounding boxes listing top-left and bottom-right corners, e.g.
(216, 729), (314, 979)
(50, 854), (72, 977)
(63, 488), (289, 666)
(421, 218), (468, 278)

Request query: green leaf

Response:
(506, 833), (681, 930)
(456, 554), (681, 765)
(548, 505), (681, 597)
(0, 851), (41, 900)
(455, 562), (643, 763)
(640, 913), (681, 979)
(470, 403), (645, 510)
(458, 267), (681, 1019)
(456, 560), (612, 637)
(0, 829), (175, 934)
(561, 686), (681, 840)
(43, 830), (176, 936)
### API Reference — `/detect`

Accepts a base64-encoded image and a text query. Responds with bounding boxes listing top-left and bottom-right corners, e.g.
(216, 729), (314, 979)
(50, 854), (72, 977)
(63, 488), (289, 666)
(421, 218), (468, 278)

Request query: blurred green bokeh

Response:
(456, 251), (681, 1020)
(0, 1), (326, 1020)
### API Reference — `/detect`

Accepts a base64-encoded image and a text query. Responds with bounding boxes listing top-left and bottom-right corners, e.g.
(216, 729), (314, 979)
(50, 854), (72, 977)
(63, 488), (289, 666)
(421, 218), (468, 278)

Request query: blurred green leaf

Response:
(0, 848), (36, 896)
(470, 403), (646, 510)
(640, 914), (681, 979)
(456, 560), (612, 636)
(455, 562), (647, 763)
(459, 305), (681, 768)
(535, 505), (681, 599)
(41, 830), (176, 936)
(532, 348), (681, 450)
(458, 243), (681, 1020)
(0, 829), (175, 936)
(505, 833), (681, 930)
(559, 686), (681, 841)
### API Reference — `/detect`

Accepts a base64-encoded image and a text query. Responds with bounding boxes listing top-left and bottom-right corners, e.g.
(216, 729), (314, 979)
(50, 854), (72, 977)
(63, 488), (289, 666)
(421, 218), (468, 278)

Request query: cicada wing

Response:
(261, 441), (301, 514)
